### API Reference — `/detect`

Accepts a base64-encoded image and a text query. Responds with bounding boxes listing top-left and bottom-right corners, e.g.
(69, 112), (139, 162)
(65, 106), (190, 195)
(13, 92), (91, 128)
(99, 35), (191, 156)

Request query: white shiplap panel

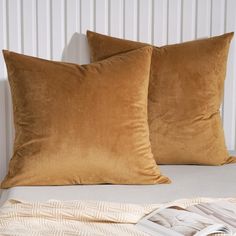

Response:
(196, 0), (211, 38)
(51, 0), (65, 60)
(0, 0), (7, 74)
(211, 0), (225, 36)
(22, 0), (37, 55)
(63, 0), (79, 63)
(79, 0), (92, 65)
(37, 0), (51, 59)
(182, 0), (196, 41)
(109, 0), (124, 38)
(0, 0), (7, 182)
(138, 0), (152, 43)
(124, 0), (137, 41)
(168, 0), (182, 44)
(224, 0), (236, 150)
(95, 0), (108, 34)
(7, 0), (22, 52)
(81, 0), (94, 34)
(76, 0), (81, 33)
(153, 0), (168, 46)
(65, 0), (78, 44)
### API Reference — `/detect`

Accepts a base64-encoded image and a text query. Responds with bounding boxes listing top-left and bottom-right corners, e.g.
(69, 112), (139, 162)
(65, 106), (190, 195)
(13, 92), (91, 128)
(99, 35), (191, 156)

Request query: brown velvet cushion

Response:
(87, 31), (236, 165)
(1, 47), (170, 188)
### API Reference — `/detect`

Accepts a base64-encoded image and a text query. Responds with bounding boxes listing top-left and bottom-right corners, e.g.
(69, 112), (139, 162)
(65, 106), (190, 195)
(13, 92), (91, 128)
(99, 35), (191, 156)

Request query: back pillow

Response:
(87, 31), (236, 165)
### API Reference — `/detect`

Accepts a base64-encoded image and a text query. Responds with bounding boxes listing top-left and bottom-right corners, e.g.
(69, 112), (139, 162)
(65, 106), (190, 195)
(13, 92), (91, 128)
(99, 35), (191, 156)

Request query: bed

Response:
(1, 163), (236, 205)
(1, 163), (236, 235)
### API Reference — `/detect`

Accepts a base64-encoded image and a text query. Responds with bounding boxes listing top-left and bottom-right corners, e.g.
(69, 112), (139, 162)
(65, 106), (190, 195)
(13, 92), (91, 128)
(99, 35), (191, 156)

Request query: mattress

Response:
(1, 164), (236, 205)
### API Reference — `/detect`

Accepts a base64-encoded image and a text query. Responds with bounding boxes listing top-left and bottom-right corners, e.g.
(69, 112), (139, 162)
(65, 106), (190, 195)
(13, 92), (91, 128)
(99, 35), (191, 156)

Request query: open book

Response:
(136, 200), (236, 236)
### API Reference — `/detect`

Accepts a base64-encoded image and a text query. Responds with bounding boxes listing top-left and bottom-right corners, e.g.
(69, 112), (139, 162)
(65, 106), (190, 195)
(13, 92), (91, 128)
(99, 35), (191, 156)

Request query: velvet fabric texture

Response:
(87, 31), (236, 165)
(1, 47), (170, 188)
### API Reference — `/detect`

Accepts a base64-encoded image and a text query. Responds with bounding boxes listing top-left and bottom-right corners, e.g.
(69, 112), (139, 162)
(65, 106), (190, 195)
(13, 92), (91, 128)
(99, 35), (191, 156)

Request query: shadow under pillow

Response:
(87, 31), (236, 165)
(1, 47), (170, 188)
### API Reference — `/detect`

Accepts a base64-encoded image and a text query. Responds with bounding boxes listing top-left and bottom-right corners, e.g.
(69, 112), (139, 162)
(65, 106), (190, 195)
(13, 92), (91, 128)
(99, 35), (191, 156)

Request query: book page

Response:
(136, 206), (229, 236)
(187, 200), (236, 231)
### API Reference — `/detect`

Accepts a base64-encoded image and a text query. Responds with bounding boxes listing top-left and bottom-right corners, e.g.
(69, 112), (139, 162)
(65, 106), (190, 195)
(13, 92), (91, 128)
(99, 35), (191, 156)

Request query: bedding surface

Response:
(2, 197), (234, 235)
(1, 164), (236, 205)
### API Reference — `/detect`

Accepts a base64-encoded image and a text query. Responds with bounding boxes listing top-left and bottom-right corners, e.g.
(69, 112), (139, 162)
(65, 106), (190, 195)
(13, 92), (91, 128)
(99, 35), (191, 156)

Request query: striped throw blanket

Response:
(0, 198), (234, 236)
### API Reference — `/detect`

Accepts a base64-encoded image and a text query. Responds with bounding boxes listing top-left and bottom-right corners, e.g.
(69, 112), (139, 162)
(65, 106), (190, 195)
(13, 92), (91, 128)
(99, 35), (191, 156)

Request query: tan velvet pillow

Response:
(1, 47), (170, 188)
(87, 31), (236, 165)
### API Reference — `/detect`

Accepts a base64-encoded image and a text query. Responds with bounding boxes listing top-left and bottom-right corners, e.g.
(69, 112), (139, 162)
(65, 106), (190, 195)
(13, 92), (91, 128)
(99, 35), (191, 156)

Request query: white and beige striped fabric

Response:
(0, 198), (235, 235)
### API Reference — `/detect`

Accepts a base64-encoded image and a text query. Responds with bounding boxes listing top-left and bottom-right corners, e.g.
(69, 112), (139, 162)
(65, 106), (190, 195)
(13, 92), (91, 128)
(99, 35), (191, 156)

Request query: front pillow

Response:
(87, 31), (236, 165)
(1, 47), (170, 188)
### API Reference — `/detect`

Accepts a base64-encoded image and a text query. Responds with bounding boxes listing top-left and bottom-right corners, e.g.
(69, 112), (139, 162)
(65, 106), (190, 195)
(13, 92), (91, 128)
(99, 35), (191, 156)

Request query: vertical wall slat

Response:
(65, 0), (77, 42)
(51, 0), (66, 60)
(37, 0), (51, 59)
(7, 0), (22, 52)
(63, 0), (78, 63)
(196, 0), (211, 38)
(182, 0), (196, 41)
(79, 0), (93, 64)
(22, 0), (37, 55)
(109, 0), (124, 38)
(153, 0), (168, 46)
(168, 0), (182, 44)
(124, 0), (137, 41)
(138, 0), (152, 43)
(81, 0), (94, 34)
(0, 0), (7, 181)
(95, 0), (108, 34)
(0, 0), (7, 77)
(211, 0), (225, 36)
(76, 0), (81, 33)
(224, 0), (236, 150)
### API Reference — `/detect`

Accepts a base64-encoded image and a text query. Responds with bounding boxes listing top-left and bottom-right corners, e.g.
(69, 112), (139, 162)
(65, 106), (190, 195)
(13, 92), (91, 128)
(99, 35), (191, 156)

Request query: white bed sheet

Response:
(1, 164), (236, 205)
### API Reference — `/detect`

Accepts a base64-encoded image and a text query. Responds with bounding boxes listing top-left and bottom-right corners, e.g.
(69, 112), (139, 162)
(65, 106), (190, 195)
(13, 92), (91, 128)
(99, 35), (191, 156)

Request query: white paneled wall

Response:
(0, 0), (236, 180)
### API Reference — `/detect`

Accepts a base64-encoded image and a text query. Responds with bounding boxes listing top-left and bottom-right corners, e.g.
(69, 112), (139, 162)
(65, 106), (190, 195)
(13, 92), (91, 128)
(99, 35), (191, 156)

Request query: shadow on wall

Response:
(61, 33), (91, 65)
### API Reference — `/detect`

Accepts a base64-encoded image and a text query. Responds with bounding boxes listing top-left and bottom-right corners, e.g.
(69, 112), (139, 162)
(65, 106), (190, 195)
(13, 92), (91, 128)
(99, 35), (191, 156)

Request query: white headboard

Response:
(0, 0), (236, 181)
